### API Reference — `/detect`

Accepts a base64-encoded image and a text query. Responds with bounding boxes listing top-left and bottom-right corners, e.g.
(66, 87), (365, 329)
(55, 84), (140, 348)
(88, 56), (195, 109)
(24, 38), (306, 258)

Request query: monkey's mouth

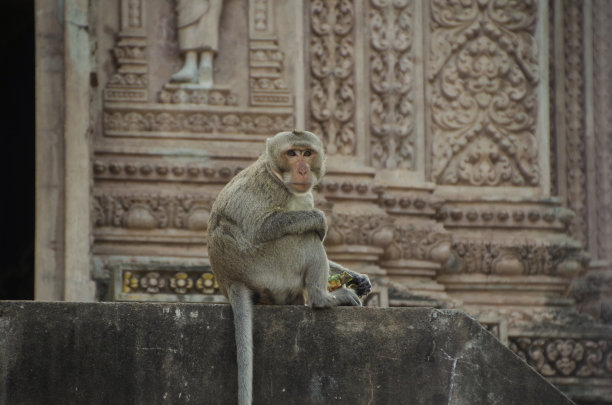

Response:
(287, 182), (312, 191)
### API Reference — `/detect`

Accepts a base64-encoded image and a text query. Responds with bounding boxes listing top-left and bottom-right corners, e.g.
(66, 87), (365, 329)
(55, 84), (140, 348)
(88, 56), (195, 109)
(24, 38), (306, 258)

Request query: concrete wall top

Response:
(0, 302), (574, 405)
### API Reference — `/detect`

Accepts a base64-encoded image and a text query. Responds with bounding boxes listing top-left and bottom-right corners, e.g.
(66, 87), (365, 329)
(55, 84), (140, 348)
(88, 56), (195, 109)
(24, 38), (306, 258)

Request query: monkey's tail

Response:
(228, 283), (253, 405)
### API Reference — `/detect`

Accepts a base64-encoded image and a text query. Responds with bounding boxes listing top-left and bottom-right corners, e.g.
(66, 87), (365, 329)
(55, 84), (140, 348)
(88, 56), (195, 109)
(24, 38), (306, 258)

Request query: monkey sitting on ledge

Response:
(208, 129), (371, 405)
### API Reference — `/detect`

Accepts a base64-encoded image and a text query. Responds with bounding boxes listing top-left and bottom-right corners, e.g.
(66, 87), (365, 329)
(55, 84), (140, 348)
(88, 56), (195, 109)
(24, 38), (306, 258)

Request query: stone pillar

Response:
(35, 0), (96, 301)
(558, 0), (612, 324)
(35, 0), (66, 300)
(63, 0), (96, 301)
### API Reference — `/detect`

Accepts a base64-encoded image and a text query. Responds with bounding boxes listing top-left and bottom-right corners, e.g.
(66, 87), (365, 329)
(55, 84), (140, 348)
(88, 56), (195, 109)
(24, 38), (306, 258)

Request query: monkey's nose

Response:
(297, 163), (310, 176)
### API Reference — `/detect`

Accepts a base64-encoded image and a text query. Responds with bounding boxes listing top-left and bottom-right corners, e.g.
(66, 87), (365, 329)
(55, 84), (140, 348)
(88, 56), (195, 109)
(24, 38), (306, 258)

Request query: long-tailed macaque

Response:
(208, 130), (371, 405)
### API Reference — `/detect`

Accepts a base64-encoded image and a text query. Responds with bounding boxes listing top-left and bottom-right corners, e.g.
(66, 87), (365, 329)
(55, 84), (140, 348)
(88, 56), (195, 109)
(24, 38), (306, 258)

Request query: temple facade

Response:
(35, 1), (612, 403)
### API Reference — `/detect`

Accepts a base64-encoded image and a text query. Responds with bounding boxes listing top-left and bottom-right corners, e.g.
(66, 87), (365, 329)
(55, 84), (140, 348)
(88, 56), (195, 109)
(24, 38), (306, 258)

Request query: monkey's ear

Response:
(265, 137), (275, 160)
(319, 154), (327, 180)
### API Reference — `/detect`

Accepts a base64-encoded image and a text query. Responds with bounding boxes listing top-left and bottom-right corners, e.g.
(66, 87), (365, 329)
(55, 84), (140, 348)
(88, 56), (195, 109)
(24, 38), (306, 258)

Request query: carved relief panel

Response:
(368, 0), (416, 170)
(428, 0), (547, 190)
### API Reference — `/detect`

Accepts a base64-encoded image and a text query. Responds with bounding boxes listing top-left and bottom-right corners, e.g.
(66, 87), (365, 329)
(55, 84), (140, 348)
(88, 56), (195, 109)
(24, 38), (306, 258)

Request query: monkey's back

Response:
(208, 157), (297, 297)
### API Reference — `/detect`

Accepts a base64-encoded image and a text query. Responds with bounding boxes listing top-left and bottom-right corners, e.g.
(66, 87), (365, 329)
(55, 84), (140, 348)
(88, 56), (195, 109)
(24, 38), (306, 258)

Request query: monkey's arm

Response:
(329, 260), (372, 297)
(255, 209), (327, 244)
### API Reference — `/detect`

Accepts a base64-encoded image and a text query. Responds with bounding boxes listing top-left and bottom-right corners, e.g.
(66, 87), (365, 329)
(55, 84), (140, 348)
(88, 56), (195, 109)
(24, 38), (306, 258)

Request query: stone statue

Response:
(171, 0), (224, 87)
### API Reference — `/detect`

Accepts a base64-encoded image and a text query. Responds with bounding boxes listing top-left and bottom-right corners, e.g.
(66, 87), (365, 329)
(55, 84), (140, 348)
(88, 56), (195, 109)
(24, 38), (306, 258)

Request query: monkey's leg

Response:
(228, 283), (254, 405)
(304, 241), (361, 308)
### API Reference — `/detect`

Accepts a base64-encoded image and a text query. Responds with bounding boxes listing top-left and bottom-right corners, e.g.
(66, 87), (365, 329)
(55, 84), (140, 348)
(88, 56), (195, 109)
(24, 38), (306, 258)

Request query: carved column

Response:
(104, 0), (148, 102)
(248, 0), (292, 107)
(561, 0), (612, 324)
(35, 0), (66, 300)
(64, 0), (96, 301)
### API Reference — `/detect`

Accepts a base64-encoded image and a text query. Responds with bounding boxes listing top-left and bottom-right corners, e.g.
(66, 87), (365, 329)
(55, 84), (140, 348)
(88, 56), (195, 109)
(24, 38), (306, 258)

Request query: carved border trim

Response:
(104, 0), (148, 102)
(103, 104), (294, 138)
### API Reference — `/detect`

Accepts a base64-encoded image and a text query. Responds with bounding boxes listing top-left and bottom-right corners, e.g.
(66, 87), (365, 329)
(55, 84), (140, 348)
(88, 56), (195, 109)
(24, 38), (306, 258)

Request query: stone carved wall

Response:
(368, 0), (415, 169)
(429, 0), (541, 187)
(550, 0), (612, 336)
(36, 0), (612, 403)
(308, 0), (357, 155)
(560, 0), (587, 245)
(104, 0), (148, 103)
(510, 337), (612, 379)
(248, 0), (292, 107)
(592, 0), (612, 262)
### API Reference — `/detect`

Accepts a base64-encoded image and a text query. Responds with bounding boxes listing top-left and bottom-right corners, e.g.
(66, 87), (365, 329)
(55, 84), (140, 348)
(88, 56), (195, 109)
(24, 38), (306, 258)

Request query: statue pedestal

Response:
(158, 83), (238, 106)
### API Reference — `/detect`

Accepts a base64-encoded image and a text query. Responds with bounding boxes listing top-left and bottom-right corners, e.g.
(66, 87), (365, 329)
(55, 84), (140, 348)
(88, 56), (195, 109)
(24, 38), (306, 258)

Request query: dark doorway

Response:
(0, 1), (35, 299)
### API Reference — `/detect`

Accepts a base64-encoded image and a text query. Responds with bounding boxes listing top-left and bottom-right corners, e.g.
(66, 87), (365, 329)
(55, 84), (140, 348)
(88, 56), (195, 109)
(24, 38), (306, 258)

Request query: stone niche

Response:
(35, 0), (612, 404)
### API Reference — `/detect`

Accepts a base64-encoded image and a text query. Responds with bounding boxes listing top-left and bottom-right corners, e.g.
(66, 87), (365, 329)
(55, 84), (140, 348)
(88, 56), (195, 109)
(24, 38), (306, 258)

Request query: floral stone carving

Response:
(93, 193), (214, 231)
(309, 0), (357, 155)
(510, 337), (612, 378)
(429, 0), (541, 186)
(369, 0), (415, 169)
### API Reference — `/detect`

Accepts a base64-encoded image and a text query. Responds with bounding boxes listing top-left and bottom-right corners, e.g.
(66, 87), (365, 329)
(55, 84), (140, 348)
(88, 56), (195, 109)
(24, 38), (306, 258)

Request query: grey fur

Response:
(208, 130), (371, 405)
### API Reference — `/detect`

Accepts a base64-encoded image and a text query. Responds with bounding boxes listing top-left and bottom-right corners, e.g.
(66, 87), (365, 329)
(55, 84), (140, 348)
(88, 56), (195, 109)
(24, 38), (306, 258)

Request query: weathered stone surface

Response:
(0, 302), (574, 405)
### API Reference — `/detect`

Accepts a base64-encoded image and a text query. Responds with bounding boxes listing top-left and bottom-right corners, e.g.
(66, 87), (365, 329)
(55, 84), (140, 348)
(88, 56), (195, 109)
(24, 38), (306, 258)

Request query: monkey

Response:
(207, 129), (371, 405)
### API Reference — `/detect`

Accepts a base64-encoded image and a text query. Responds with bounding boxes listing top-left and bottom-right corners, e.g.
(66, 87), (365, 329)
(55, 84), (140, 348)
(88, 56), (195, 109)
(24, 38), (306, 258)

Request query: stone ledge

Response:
(0, 302), (575, 405)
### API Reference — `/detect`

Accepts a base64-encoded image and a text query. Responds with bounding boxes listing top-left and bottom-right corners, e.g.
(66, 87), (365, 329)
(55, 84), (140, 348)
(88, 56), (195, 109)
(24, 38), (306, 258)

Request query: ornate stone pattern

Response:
(429, 0), (541, 186)
(253, 0), (269, 31)
(379, 193), (441, 216)
(158, 87), (238, 106)
(447, 240), (585, 277)
(123, 271), (218, 295)
(368, 0), (415, 169)
(104, 108), (294, 137)
(436, 204), (574, 231)
(510, 337), (612, 378)
(317, 180), (380, 202)
(309, 0), (356, 155)
(325, 213), (395, 248)
(93, 160), (244, 184)
(104, 0), (148, 102)
(93, 193), (215, 231)
(592, 0), (612, 260)
(382, 225), (451, 264)
(562, 0), (587, 245)
(249, 0), (292, 107)
(116, 269), (223, 301)
(548, 0), (557, 196)
(249, 43), (292, 106)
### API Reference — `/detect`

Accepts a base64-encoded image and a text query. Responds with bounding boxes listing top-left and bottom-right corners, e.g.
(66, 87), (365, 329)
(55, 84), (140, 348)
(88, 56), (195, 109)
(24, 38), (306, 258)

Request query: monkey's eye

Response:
(303, 150), (312, 157)
(286, 150), (297, 157)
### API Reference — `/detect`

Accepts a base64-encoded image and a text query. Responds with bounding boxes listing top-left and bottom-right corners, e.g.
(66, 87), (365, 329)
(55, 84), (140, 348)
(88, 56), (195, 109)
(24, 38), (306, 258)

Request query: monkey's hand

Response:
(348, 273), (372, 297)
(256, 209), (327, 244)
(328, 261), (372, 297)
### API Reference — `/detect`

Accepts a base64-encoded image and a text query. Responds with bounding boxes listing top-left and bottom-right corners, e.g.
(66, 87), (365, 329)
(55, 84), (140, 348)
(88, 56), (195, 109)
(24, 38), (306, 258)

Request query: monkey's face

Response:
(278, 147), (319, 194)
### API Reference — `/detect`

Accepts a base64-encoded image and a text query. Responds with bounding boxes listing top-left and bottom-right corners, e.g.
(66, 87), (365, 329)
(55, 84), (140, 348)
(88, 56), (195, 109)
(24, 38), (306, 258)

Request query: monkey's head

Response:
(266, 130), (325, 194)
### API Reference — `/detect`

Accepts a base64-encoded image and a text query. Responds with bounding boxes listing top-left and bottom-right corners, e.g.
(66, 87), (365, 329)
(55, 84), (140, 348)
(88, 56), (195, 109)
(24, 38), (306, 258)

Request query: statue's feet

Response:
(198, 62), (213, 89)
(170, 64), (198, 83)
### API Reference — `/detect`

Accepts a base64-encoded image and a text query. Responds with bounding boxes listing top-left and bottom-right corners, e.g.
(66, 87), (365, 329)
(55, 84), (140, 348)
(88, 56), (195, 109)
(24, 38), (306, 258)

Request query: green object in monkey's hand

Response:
(328, 272), (355, 292)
